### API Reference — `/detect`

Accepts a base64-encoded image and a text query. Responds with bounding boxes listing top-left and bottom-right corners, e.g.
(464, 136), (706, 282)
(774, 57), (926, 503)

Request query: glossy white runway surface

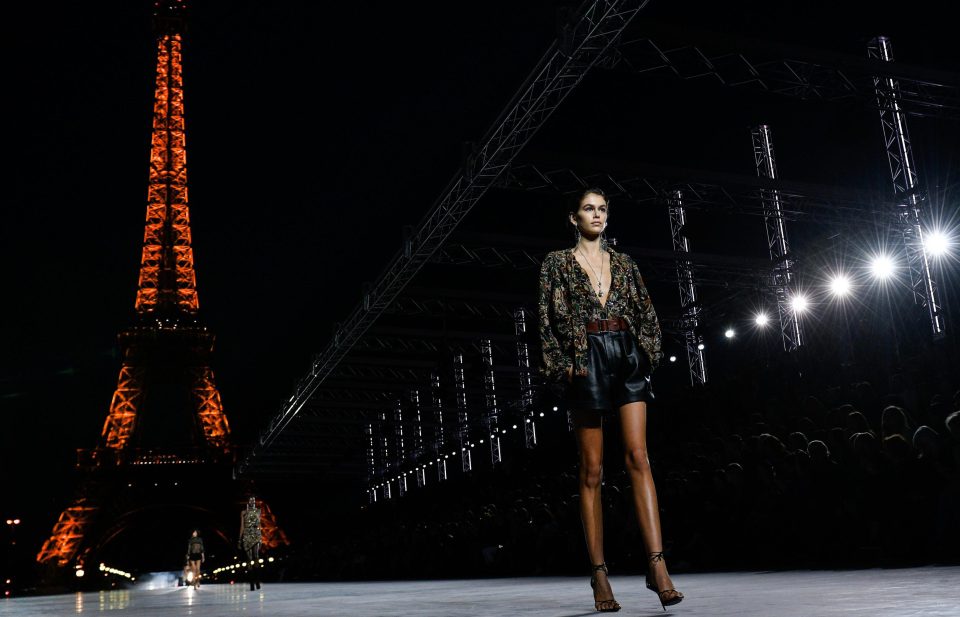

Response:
(4, 566), (959, 616)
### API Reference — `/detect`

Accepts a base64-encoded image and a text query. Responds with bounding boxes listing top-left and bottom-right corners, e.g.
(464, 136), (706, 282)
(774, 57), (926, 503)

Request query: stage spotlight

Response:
(790, 294), (809, 312)
(697, 343), (705, 350)
(552, 406), (558, 412)
(754, 313), (770, 327)
(829, 275), (851, 297)
(668, 355), (677, 363)
(724, 328), (735, 339)
(869, 254), (895, 280)
(924, 230), (950, 257)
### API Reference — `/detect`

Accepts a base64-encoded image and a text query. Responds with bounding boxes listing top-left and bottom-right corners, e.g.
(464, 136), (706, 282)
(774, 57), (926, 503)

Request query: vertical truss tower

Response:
(752, 124), (803, 352)
(37, 1), (285, 576)
(868, 36), (944, 337)
(668, 190), (708, 384)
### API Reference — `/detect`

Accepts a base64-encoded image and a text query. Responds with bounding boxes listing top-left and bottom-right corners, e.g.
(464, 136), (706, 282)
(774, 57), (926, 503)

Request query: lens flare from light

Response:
(869, 254), (895, 280)
(755, 313), (770, 327)
(724, 328), (735, 339)
(924, 230), (950, 257)
(829, 275), (851, 297)
(790, 295), (809, 313)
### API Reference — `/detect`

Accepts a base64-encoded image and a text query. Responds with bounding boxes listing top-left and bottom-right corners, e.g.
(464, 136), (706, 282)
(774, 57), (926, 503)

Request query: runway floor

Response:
(4, 566), (959, 616)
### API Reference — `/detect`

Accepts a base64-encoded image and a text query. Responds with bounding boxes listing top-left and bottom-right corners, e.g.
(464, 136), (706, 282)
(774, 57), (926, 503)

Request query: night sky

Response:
(2, 0), (958, 547)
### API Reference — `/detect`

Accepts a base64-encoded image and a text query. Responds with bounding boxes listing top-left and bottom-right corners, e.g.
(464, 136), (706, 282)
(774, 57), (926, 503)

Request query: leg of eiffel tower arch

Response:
(37, 497), (99, 569)
(669, 190), (707, 385)
(752, 124), (803, 351)
(100, 365), (145, 453)
(191, 366), (231, 454)
(868, 36), (945, 337)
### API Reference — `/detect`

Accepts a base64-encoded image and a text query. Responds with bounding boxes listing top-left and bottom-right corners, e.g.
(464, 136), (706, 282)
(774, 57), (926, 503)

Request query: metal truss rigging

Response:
(668, 190), (707, 385)
(501, 154), (899, 226)
(238, 0), (652, 476)
(752, 124), (803, 352)
(869, 36), (944, 337)
(612, 23), (960, 120)
(438, 235), (782, 291)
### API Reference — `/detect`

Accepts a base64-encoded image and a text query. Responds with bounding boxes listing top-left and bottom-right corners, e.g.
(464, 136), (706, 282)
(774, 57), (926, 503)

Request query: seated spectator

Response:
(881, 405), (913, 440)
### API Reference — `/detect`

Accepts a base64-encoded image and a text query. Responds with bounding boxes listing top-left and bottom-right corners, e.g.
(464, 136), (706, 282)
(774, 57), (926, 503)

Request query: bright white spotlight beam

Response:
(869, 255), (895, 280)
(790, 294), (809, 313)
(754, 313), (769, 327)
(829, 275), (851, 297)
(924, 231), (950, 257)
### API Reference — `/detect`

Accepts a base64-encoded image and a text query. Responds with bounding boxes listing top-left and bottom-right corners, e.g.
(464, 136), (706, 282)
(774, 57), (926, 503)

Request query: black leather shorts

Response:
(567, 330), (654, 411)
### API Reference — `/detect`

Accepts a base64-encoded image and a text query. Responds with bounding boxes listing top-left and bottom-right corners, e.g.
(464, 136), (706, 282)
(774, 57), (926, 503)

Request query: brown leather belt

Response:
(585, 317), (629, 333)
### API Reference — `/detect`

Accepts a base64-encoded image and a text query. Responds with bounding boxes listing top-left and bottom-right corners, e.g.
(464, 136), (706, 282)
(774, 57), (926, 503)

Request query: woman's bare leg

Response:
(188, 560), (200, 588)
(619, 401), (679, 598)
(573, 409), (616, 604)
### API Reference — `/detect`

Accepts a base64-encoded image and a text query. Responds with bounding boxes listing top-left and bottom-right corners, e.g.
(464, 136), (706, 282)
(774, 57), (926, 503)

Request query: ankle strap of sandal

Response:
(648, 552), (665, 563)
(591, 562), (609, 573)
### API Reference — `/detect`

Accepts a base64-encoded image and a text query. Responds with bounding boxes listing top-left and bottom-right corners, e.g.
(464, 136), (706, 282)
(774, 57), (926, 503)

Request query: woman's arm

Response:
(538, 254), (573, 382)
(629, 258), (663, 368)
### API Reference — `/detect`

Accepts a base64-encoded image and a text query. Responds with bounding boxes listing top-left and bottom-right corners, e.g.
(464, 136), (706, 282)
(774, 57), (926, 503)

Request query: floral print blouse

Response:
(538, 246), (663, 383)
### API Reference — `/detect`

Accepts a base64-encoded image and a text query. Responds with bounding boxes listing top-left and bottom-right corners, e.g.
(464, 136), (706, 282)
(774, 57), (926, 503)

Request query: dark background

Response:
(2, 0), (958, 575)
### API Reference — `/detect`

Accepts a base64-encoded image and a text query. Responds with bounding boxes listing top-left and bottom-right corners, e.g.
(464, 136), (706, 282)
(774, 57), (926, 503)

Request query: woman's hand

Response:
(566, 366), (573, 383)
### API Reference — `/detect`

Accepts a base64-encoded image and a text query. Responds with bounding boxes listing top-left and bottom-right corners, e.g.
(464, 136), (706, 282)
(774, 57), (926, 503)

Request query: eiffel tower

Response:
(37, 0), (286, 579)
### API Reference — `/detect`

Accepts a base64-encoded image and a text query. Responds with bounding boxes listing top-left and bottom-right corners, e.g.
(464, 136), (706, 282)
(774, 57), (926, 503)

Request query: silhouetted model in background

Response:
(239, 496), (262, 591)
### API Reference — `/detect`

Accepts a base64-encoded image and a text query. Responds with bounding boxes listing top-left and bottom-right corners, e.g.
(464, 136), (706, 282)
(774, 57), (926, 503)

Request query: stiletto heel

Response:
(589, 563), (622, 612)
(645, 552), (683, 610)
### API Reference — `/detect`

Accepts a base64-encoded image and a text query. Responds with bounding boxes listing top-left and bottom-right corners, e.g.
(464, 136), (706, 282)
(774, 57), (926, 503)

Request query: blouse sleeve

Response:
(630, 258), (663, 369)
(538, 254), (572, 382)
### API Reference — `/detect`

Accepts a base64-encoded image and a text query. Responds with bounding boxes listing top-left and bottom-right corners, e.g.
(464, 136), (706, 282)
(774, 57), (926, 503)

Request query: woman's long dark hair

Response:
(567, 187), (610, 217)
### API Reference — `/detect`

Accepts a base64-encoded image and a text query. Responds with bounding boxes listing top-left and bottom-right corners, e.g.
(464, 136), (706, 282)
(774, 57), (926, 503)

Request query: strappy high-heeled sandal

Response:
(645, 552), (683, 611)
(589, 563), (622, 612)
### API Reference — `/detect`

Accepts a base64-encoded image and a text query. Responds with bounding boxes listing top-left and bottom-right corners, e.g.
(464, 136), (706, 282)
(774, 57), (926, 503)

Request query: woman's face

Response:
(192, 530), (198, 537)
(248, 497), (256, 508)
(571, 193), (608, 237)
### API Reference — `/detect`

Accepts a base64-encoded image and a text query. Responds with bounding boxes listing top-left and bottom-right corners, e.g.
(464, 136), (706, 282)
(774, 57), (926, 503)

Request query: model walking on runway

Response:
(239, 496), (263, 591)
(538, 188), (683, 612)
(185, 529), (204, 589)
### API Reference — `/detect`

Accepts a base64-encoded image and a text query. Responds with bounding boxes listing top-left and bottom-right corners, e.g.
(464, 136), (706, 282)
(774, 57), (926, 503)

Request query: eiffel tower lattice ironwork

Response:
(36, 0), (286, 575)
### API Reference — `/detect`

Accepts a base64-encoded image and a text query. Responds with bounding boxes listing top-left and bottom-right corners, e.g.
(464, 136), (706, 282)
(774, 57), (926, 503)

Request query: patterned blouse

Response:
(241, 507), (262, 549)
(538, 246), (663, 383)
